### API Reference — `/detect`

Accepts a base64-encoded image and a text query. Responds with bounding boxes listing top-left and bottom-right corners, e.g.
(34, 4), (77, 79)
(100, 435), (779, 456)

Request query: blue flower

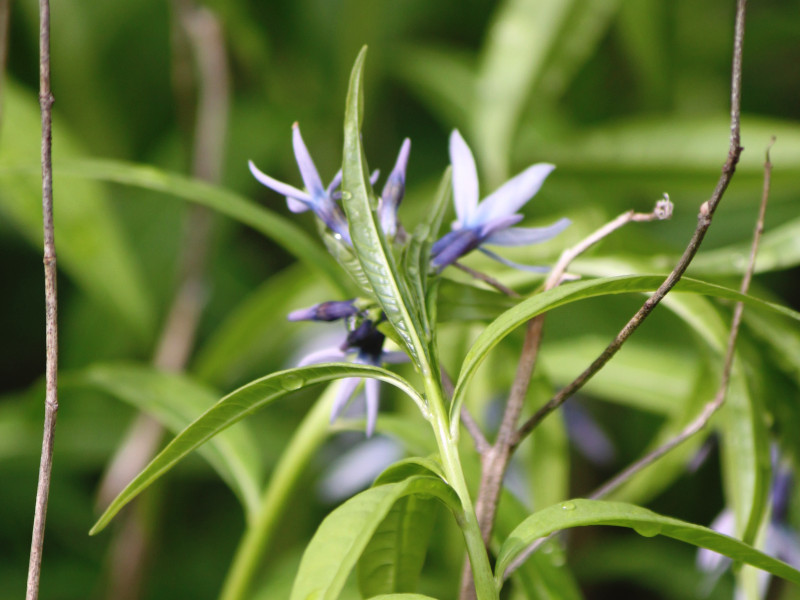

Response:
(430, 129), (570, 271)
(377, 138), (411, 239)
(291, 308), (407, 437)
(249, 122), (351, 243)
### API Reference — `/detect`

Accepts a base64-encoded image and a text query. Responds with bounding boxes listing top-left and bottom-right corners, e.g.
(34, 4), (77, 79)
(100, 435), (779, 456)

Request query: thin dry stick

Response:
(513, 0), (747, 447)
(589, 138), (774, 503)
(459, 200), (674, 600)
(26, 0), (56, 598)
(453, 261), (521, 298)
(502, 137), (772, 580)
(100, 4), (230, 599)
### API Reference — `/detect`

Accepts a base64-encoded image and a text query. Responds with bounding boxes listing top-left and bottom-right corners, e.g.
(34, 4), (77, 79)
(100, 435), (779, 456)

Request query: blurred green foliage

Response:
(2, 0), (800, 599)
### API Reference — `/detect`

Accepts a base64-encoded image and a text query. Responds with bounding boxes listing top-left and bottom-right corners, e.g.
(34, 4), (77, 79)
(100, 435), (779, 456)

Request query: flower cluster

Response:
(249, 124), (569, 434)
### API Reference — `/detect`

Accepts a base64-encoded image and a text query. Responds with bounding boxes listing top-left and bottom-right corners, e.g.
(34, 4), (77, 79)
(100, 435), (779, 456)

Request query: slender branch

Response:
(513, 0), (747, 447)
(453, 261), (520, 298)
(589, 137), (774, 502)
(459, 199), (674, 600)
(100, 4), (230, 599)
(26, 0), (57, 598)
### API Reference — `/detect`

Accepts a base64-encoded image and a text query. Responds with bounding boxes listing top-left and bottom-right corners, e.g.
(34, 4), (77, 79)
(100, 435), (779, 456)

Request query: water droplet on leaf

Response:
(560, 501), (576, 511)
(340, 191), (352, 200)
(281, 374), (304, 391)
(633, 522), (661, 538)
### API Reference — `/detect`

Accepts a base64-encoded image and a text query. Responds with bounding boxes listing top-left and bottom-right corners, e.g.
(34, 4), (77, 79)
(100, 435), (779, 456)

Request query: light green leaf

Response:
(690, 214), (800, 276)
(389, 44), (474, 132)
(290, 476), (461, 600)
(341, 47), (431, 374)
(368, 595), (441, 600)
(90, 363), (424, 534)
(357, 494), (439, 597)
(373, 457), (446, 486)
(219, 382), (341, 600)
(494, 499), (800, 587)
(52, 158), (347, 294)
(473, 0), (575, 183)
(450, 274), (800, 427)
(0, 80), (154, 337)
(72, 363), (262, 522)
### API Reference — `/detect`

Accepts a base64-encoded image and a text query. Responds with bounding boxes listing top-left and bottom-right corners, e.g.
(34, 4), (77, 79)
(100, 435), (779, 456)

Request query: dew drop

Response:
(340, 191), (352, 200)
(560, 501), (576, 511)
(281, 374), (304, 391)
(633, 522), (661, 538)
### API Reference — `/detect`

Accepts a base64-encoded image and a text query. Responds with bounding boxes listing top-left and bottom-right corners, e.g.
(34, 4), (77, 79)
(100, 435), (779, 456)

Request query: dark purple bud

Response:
(288, 300), (358, 322)
(342, 319), (386, 363)
(430, 228), (482, 271)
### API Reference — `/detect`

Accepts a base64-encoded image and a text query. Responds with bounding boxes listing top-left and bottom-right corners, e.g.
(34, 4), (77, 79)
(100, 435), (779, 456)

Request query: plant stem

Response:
(424, 379), (497, 600)
(26, 0), (57, 598)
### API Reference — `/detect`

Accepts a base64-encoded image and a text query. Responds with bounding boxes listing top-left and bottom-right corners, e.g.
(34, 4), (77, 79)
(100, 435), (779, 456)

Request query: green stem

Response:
(425, 379), (498, 600)
(218, 387), (334, 600)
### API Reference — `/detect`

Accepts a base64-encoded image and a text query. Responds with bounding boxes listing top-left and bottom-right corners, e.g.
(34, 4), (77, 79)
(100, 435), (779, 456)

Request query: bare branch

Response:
(453, 261), (521, 298)
(589, 136), (774, 502)
(513, 0), (747, 447)
(26, 0), (57, 597)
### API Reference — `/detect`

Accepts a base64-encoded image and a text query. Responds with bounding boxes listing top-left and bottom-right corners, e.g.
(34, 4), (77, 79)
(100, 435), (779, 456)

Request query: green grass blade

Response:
(54, 158), (347, 294)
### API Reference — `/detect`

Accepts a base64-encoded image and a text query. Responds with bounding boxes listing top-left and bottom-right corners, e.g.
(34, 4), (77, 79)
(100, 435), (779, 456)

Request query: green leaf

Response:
(373, 457), (446, 486)
(357, 494), (439, 597)
(473, 0), (575, 182)
(450, 274), (800, 427)
(219, 382), (341, 600)
(0, 80), (154, 337)
(52, 158), (347, 294)
(367, 595), (441, 600)
(389, 44), (474, 132)
(494, 499), (800, 587)
(71, 363), (262, 521)
(90, 363), (424, 534)
(690, 214), (800, 276)
(341, 47), (431, 374)
(290, 476), (461, 600)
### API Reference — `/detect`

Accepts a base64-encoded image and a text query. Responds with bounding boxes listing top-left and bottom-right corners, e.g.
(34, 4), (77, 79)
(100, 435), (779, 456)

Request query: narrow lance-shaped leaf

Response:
(450, 274), (800, 431)
(72, 364), (263, 522)
(90, 364), (424, 535)
(290, 477), (461, 600)
(341, 46), (432, 376)
(494, 499), (800, 587)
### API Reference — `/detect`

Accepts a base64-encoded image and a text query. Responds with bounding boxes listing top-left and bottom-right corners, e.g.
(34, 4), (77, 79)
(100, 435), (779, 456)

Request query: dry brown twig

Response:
(460, 0), (748, 594)
(26, 1), (57, 598)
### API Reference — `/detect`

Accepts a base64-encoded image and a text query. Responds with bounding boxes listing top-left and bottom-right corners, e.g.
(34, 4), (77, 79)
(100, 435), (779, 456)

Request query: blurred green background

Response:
(1, 0), (800, 598)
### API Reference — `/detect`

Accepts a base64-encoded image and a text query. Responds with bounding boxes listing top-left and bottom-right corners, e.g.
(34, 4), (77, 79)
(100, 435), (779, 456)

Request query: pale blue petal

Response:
(298, 347), (348, 367)
(327, 170), (343, 196)
(286, 196), (310, 213)
(473, 163), (555, 226)
(292, 123), (326, 198)
(484, 218), (571, 247)
(382, 351), (410, 364)
(330, 377), (361, 422)
(248, 160), (312, 206)
(478, 247), (550, 273)
(365, 378), (380, 437)
(477, 214), (523, 241)
(370, 169), (381, 185)
(449, 130), (479, 224)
